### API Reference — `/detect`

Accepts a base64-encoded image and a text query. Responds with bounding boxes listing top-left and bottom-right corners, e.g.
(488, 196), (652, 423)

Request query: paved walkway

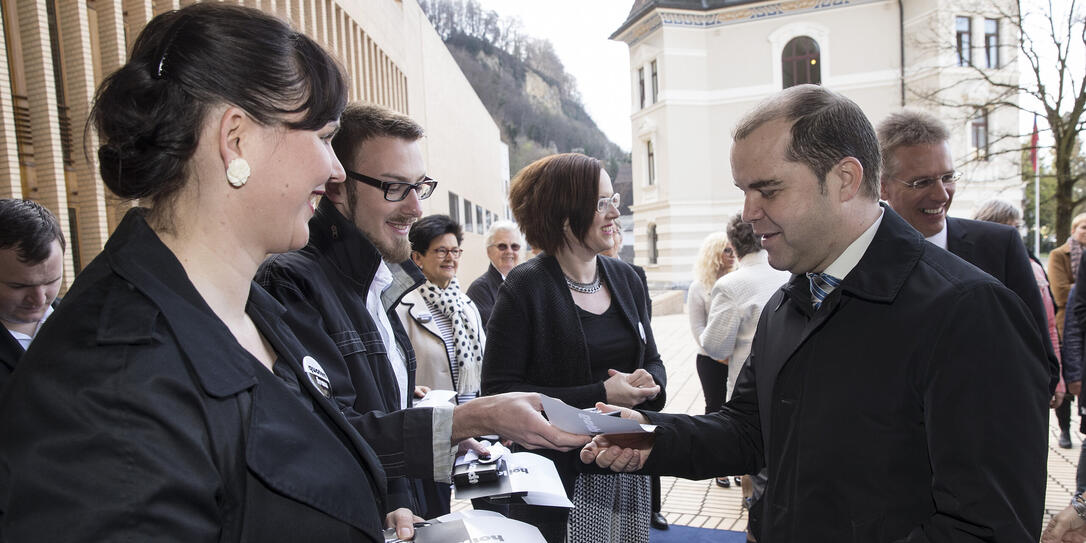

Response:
(648, 311), (1080, 534)
(457, 311), (1079, 535)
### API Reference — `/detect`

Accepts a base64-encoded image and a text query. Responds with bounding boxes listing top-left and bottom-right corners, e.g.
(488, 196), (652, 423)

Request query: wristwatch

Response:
(1072, 493), (1086, 521)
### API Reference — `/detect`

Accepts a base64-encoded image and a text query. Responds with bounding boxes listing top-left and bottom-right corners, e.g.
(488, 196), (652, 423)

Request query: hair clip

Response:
(154, 55), (168, 79)
(153, 14), (191, 80)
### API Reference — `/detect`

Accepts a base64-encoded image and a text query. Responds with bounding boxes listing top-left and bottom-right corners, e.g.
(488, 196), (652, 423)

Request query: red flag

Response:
(1030, 115), (1039, 173)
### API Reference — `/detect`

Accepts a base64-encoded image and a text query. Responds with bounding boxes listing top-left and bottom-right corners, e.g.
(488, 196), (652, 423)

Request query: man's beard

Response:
(375, 235), (411, 263)
(356, 214), (413, 263)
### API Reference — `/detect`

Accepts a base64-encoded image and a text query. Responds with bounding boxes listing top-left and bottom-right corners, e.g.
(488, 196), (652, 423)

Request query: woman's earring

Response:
(226, 158), (251, 188)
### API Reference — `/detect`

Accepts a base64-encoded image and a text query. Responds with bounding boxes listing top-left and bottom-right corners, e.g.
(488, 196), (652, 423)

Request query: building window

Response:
(971, 109), (989, 160)
(984, 18), (999, 68)
(448, 191), (460, 223)
(956, 16), (972, 66)
(646, 140), (656, 186)
(781, 36), (820, 88)
(650, 60), (658, 104)
(475, 205), (483, 234)
(647, 223), (658, 265)
(464, 199), (474, 232)
(486, 210), (493, 230)
(638, 67), (646, 109)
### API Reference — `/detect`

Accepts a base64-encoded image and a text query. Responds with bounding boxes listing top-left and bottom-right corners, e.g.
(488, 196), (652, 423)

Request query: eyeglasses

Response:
(430, 247), (463, 259)
(723, 247), (735, 256)
(345, 169), (437, 202)
(489, 243), (521, 252)
(893, 171), (962, 190)
(597, 193), (621, 214)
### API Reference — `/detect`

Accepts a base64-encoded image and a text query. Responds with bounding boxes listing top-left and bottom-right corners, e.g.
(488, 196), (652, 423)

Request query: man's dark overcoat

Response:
(642, 206), (1048, 542)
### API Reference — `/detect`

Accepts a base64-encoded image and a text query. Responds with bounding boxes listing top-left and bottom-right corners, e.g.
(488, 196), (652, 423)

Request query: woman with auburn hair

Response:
(482, 153), (666, 542)
(0, 4), (408, 541)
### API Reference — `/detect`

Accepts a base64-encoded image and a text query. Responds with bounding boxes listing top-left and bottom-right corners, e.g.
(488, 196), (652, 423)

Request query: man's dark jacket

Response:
(0, 300), (59, 391)
(944, 216), (1060, 392)
(466, 263), (503, 327)
(257, 199), (437, 514)
(641, 206), (1048, 542)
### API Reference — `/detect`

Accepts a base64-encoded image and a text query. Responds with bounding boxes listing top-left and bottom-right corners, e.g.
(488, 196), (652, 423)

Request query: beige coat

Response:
(396, 288), (486, 395)
(1048, 242), (1073, 335)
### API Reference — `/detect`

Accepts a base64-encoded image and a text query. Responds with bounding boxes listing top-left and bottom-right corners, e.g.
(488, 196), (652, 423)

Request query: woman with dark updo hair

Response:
(0, 4), (401, 541)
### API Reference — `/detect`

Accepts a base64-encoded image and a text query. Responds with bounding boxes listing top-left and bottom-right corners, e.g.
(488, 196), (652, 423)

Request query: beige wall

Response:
(617, 0), (1020, 287)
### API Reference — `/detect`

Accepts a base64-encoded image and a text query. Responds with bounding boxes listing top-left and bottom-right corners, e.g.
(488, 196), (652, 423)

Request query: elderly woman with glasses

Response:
(467, 220), (525, 326)
(482, 153), (666, 543)
(398, 215), (486, 405)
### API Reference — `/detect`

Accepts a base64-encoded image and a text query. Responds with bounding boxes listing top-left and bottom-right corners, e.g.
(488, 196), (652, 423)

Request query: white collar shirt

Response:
(816, 207), (885, 304)
(925, 221), (949, 250)
(367, 261), (409, 409)
(8, 304), (54, 351)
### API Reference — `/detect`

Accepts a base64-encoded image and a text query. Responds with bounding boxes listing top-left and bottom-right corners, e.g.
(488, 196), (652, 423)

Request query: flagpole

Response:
(1033, 114), (1040, 254)
(1034, 161), (1040, 253)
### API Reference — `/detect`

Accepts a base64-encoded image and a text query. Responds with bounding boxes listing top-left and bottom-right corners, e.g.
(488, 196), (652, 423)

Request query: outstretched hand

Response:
(451, 392), (592, 451)
(1042, 504), (1086, 542)
(579, 402), (654, 472)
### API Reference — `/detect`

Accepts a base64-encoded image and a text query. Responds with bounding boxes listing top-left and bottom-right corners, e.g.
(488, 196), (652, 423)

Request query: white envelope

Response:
(538, 394), (655, 435)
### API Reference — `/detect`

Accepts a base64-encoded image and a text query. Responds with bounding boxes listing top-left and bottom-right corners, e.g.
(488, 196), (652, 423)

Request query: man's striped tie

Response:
(806, 272), (841, 310)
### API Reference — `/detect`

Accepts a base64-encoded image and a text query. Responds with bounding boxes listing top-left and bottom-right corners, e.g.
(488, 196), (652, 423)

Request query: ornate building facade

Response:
(613, 0), (1021, 287)
(1, 0), (509, 288)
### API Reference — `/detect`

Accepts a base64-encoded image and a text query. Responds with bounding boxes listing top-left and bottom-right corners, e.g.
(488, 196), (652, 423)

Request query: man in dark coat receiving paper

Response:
(581, 85), (1049, 542)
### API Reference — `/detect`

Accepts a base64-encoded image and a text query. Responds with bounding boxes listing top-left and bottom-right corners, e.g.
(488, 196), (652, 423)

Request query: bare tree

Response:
(912, 0), (1084, 240)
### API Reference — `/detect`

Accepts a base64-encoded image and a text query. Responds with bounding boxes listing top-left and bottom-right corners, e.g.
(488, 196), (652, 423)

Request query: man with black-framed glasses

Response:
(257, 103), (590, 529)
(878, 109), (1060, 397)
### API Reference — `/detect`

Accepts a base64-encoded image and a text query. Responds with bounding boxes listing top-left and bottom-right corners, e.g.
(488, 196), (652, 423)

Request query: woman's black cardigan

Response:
(481, 253), (666, 411)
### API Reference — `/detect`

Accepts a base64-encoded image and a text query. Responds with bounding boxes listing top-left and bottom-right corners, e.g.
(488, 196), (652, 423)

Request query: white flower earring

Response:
(226, 158), (251, 188)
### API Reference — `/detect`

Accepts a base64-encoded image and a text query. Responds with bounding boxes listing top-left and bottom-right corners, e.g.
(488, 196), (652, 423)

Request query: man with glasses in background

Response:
(878, 110), (1060, 397)
(258, 103), (589, 534)
(467, 220), (526, 326)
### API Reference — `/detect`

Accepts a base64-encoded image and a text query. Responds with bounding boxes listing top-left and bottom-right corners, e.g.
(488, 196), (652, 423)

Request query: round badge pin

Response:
(302, 355), (332, 398)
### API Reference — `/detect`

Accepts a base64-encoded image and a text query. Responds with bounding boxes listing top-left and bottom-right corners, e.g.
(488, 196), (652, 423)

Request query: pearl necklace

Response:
(565, 269), (602, 294)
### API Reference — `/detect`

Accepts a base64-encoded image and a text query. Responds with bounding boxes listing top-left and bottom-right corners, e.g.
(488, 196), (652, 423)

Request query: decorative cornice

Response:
(618, 0), (885, 46)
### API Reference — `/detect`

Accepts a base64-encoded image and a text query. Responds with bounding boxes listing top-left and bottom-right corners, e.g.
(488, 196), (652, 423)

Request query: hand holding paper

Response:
(578, 402), (655, 472)
(537, 395), (655, 436)
(450, 392), (592, 451)
(384, 507), (424, 541)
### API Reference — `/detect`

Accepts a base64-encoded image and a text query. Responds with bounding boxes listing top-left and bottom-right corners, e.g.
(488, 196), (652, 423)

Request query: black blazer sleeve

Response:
(633, 264), (652, 321)
(1064, 288), (1084, 385)
(1074, 252), (1086, 330)
(997, 228), (1060, 392)
(622, 263), (666, 411)
(641, 340), (762, 479)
